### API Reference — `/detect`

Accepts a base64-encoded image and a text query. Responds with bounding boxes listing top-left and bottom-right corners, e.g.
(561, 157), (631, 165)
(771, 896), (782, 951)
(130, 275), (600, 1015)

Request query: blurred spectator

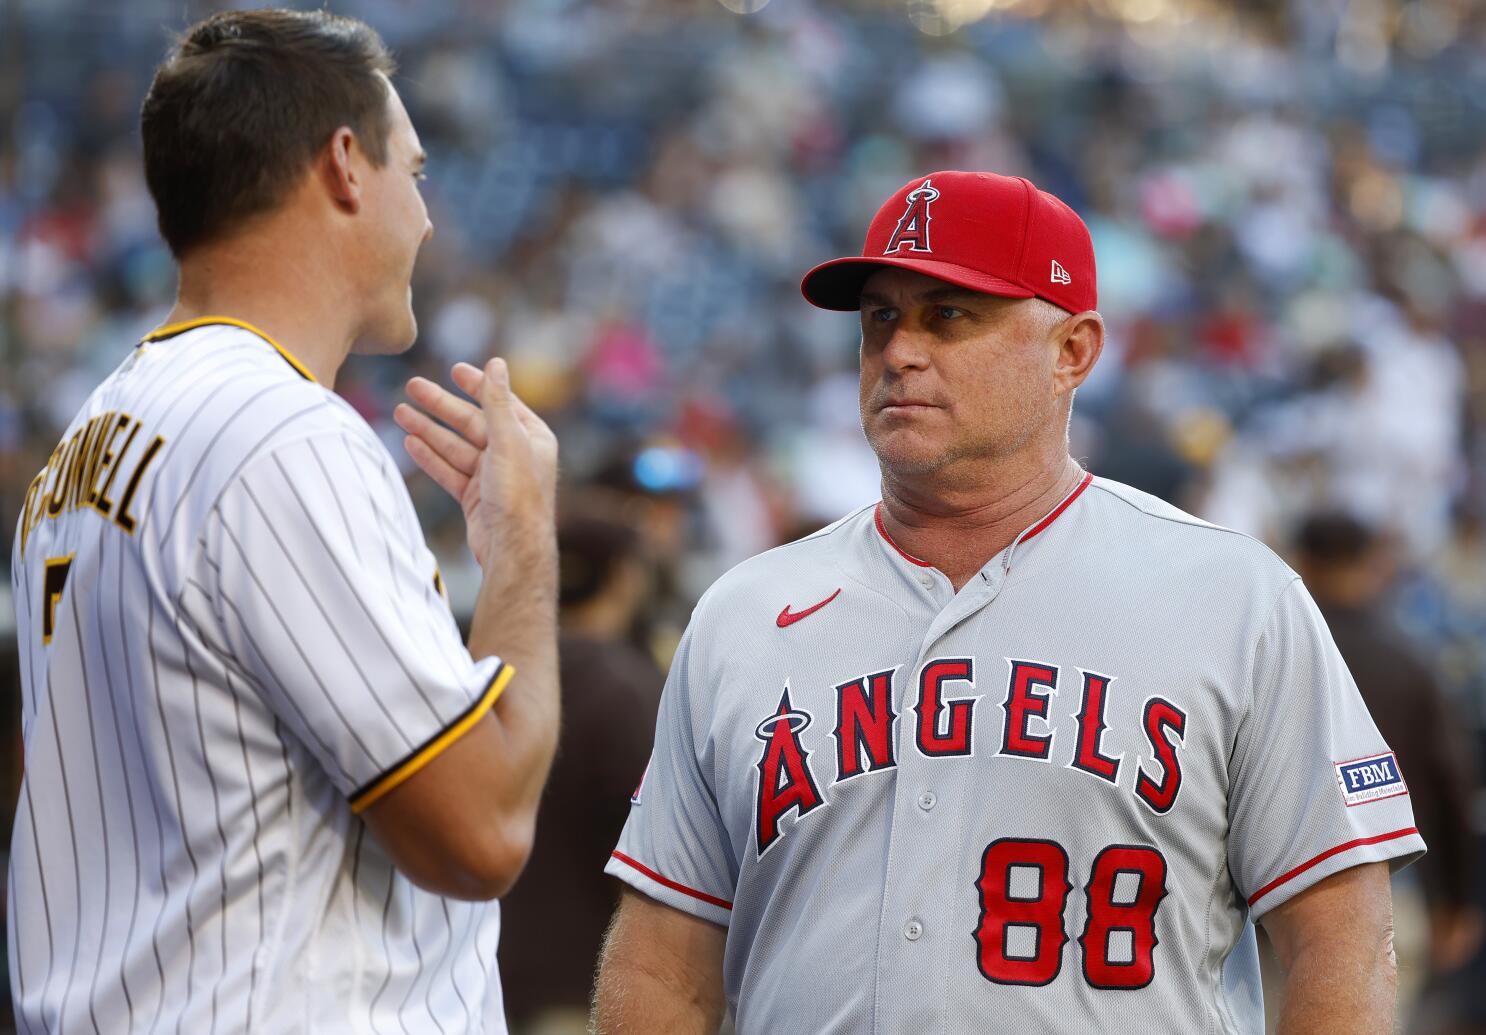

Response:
(1292, 511), (1482, 1025)
(574, 439), (706, 666)
(497, 515), (663, 1035)
(1397, 507), (1486, 724)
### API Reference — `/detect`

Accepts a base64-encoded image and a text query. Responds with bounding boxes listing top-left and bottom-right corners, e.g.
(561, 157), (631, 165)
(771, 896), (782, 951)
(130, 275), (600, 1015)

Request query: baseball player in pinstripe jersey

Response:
(584, 173), (1424, 1032)
(10, 11), (560, 1033)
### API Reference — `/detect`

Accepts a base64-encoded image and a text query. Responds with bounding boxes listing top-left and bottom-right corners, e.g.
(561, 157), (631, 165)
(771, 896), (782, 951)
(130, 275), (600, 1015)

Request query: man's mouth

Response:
(878, 398), (938, 413)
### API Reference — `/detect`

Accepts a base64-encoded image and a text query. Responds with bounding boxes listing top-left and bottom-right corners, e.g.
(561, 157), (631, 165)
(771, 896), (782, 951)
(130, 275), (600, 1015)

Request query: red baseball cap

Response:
(800, 170), (1097, 314)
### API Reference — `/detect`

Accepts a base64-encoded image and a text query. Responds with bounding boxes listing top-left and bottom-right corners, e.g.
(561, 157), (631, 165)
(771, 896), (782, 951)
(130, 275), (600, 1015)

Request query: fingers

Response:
(451, 362), (551, 445)
(451, 361), (484, 398)
(477, 358), (522, 446)
(477, 357), (509, 411)
(405, 375), (488, 449)
(393, 402), (481, 477)
(402, 434), (471, 502)
(509, 391), (558, 462)
(405, 358), (553, 475)
(458, 359), (556, 451)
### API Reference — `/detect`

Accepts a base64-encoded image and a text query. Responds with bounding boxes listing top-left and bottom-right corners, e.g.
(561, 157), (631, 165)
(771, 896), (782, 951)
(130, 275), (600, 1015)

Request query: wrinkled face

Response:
(858, 267), (1067, 479)
(353, 77), (433, 353)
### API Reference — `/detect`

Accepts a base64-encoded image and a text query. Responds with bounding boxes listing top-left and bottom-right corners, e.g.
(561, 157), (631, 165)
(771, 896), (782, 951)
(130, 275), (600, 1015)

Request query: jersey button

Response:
(918, 791), (936, 811)
(903, 919), (923, 941)
(917, 572), (934, 589)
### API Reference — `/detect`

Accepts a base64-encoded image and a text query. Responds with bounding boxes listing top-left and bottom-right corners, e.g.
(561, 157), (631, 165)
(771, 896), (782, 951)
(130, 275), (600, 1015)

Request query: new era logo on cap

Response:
(799, 170), (1098, 315)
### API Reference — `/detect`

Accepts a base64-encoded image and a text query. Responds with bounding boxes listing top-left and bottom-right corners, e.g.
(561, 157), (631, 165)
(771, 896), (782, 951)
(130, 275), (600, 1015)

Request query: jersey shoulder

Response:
(689, 504), (872, 628)
(1083, 475), (1298, 590)
(123, 322), (385, 466)
(98, 323), (398, 549)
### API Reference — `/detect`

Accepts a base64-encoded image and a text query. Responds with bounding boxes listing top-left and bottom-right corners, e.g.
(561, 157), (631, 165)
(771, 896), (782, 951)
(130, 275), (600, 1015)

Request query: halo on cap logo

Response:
(885, 179), (940, 255)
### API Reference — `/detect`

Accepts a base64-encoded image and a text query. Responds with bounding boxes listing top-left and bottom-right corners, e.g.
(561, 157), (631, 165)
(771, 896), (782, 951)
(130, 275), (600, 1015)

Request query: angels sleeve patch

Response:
(1335, 751), (1408, 807)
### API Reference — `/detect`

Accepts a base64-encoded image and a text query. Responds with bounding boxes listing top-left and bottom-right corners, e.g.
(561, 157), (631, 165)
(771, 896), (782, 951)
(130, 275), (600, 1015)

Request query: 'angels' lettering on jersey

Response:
(752, 657), (1188, 856)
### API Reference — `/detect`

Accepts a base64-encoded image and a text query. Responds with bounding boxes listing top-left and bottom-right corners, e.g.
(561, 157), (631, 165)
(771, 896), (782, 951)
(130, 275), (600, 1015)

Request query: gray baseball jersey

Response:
(607, 472), (1423, 1033)
(10, 319), (512, 1033)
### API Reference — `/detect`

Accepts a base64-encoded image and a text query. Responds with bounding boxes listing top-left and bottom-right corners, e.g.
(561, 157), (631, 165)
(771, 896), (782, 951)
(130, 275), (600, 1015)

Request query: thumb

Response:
(480, 358), (517, 441)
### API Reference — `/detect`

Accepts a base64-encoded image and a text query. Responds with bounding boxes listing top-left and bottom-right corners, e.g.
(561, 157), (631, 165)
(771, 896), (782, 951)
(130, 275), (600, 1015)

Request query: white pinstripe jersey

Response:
(609, 473), (1424, 1033)
(10, 319), (512, 1034)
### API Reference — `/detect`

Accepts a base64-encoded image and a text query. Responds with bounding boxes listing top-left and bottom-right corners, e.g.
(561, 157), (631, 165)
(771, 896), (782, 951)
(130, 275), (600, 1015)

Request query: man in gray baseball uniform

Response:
(590, 172), (1423, 1033)
(10, 11), (558, 1032)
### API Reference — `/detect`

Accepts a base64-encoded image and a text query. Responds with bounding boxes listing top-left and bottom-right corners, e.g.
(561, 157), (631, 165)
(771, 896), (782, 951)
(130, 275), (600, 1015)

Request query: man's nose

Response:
(880, 325), (930, 372)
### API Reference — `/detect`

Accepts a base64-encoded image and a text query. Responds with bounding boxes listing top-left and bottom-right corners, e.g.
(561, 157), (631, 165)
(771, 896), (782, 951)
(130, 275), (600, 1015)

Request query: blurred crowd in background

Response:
(3, 0), (1486, 1031)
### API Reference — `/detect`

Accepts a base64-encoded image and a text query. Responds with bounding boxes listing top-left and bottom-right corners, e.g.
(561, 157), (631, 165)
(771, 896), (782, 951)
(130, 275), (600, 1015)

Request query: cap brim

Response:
(800, 255), (1035, 311)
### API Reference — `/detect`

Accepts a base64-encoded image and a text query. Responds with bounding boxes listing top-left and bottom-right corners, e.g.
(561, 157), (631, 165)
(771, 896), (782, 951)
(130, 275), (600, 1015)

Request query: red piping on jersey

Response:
(610, 851), (733, 911)
(873, 505), (933, 567)
(1246, 827), (1418, 907)
(1017, 471), (1093, 546)
(873, 471), (1094, 565)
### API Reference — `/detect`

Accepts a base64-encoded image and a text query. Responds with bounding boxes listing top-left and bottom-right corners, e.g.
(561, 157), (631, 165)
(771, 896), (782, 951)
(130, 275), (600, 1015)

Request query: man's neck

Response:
(878, 453), (1087, 591)
(164, 221), (357, 388)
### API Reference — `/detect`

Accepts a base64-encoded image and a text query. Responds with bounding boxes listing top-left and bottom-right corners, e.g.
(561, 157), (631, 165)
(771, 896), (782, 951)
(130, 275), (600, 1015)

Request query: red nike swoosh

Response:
(777, 588), (842, 628)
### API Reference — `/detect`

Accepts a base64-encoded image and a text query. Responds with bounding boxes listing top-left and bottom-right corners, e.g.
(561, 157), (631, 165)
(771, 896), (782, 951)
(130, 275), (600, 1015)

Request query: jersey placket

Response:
(870, 546), (1010, 1034)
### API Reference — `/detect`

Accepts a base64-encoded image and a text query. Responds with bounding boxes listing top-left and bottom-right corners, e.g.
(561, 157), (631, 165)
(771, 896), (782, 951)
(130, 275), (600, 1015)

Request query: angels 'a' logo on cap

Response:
(884, 179), (940, 255)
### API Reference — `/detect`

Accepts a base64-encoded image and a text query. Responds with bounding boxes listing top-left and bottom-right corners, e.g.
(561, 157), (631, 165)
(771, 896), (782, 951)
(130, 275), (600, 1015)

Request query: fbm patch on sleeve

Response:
(1334, 751), (1408, 807)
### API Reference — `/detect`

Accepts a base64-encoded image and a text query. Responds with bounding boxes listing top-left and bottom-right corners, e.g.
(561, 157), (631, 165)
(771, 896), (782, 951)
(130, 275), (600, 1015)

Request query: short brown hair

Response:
(141, 8), (396, 257)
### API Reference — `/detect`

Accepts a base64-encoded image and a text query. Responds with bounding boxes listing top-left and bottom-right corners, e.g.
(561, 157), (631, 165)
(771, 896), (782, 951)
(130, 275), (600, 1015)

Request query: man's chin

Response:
(867, 431), (950, 478)
(352, 313), (418, 356)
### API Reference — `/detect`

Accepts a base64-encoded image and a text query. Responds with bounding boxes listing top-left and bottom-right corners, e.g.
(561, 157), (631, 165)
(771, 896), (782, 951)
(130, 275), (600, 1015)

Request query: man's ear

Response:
(321, 126), (362, 214)
(1054, 310), (1104, 395)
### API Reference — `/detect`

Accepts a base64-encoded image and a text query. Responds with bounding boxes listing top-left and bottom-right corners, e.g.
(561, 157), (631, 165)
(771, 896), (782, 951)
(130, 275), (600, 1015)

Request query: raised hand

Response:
(395, 359), (557, 570)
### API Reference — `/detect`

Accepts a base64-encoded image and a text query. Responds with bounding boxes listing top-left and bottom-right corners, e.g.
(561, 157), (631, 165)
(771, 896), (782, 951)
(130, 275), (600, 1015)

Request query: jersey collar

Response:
(873, 470), (1094, 576)
(1000, 470), (1093, 574)
(141, 316), (317, 384)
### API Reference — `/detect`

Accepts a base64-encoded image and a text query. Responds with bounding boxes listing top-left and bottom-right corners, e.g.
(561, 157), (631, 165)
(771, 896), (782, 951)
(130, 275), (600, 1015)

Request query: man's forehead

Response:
(378, 73), (422, 151)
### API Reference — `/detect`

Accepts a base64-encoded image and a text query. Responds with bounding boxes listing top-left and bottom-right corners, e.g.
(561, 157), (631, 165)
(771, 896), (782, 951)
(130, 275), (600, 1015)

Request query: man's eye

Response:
(937, 306), (963, 320)
(868, 308), (897, 323)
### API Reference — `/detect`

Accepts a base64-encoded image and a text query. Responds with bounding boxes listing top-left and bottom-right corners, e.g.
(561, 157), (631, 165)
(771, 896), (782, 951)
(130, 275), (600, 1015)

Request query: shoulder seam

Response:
(209, 416), (392, 516)
(1087, 481), (1288, 561)
(172, 403), (377, 610)
(697, 501), (873, 587)
(692, 503), (914, 625)
(772, 501), (877, 552)
(1232, 573), (1305, 782)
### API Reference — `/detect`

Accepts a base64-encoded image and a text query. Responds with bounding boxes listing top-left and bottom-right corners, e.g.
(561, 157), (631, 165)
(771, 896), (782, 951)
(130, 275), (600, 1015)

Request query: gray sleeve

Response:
(605, 620), (736, 928)
(1227, 578), (1425, 918)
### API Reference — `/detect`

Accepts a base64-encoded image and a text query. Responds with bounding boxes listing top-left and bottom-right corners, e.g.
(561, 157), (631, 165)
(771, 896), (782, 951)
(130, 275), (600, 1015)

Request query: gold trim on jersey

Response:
(142, 316), (317, 384)
(349, 662), (516, 814)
